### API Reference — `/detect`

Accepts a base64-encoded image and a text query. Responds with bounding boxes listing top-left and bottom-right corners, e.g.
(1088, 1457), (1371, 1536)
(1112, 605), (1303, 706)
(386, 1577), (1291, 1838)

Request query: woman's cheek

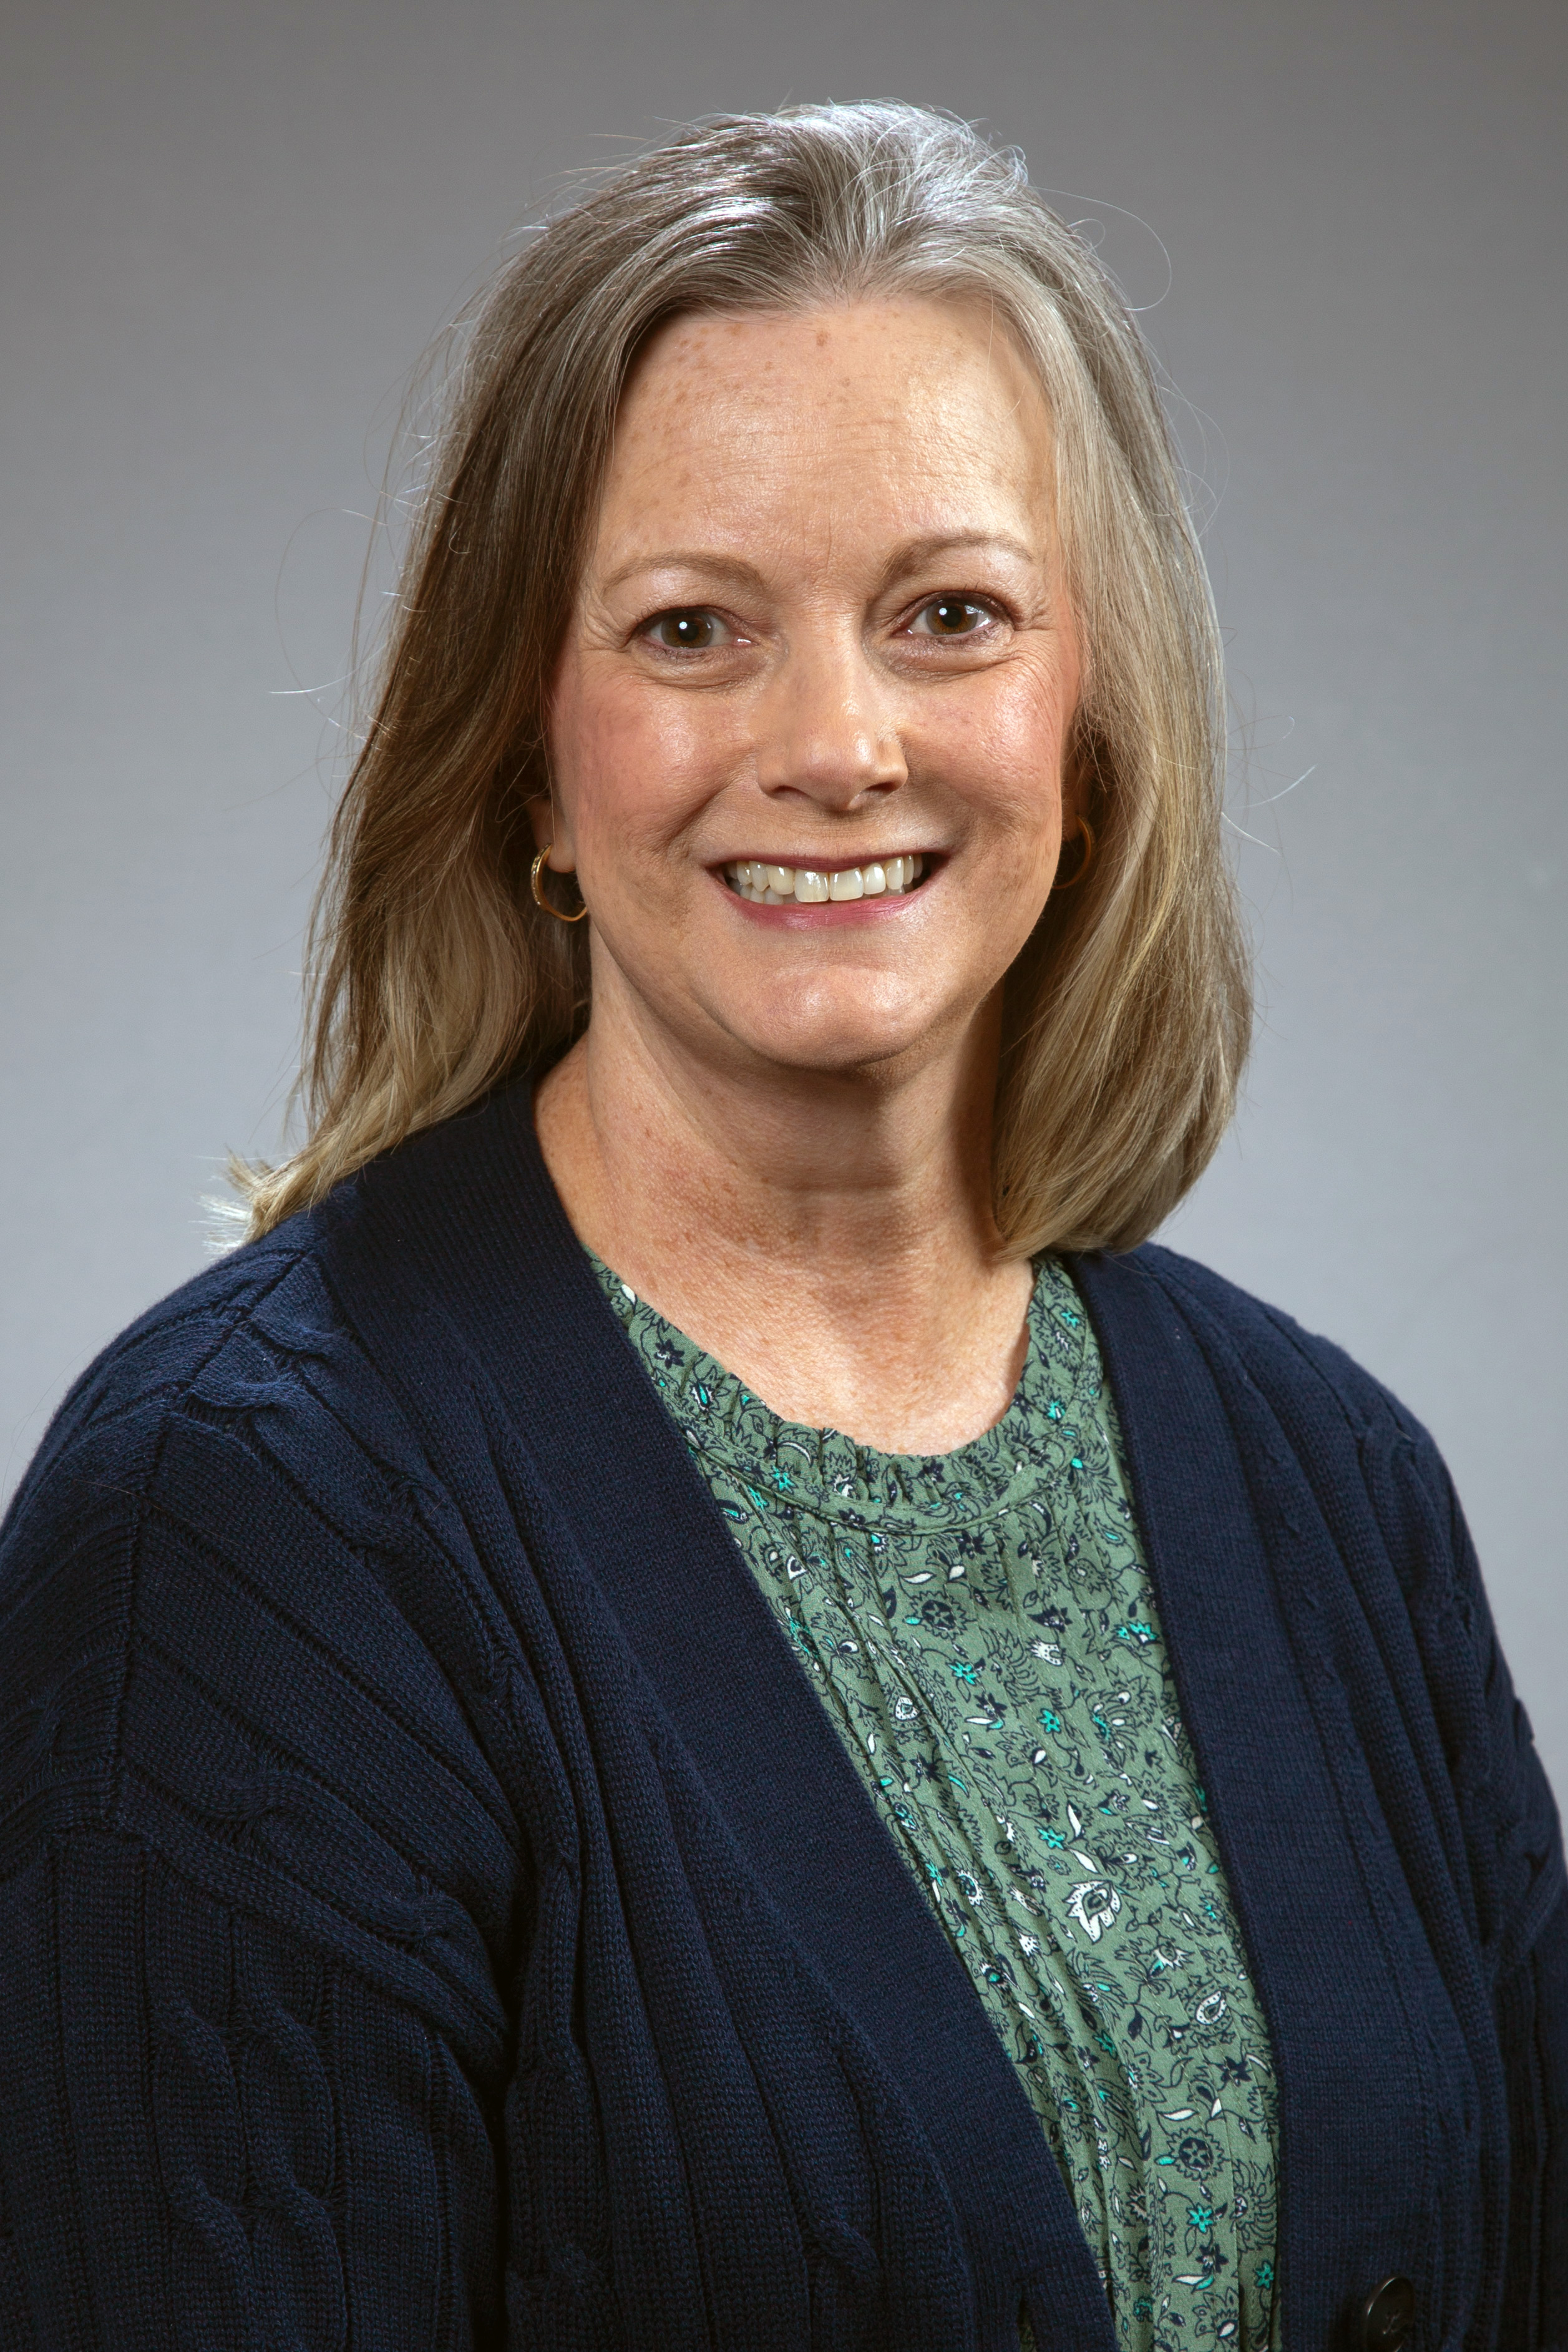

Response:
(555, 691), (659, 859)
(572, 681), (732, 852)
(949, 669), (1072, 840)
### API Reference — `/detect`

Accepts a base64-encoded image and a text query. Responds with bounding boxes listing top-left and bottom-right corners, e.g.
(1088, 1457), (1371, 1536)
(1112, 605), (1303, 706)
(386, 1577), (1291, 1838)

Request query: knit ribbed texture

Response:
(0, 1246), (512, 2347)
(0, 1083), (1561, 2348)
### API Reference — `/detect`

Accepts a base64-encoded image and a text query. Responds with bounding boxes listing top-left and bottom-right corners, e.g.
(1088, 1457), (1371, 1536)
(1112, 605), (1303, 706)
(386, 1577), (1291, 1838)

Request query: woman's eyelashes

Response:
(903, 593), (1008, 643)
(632, 592), (1011, 659)
(638, 607), (745, 653)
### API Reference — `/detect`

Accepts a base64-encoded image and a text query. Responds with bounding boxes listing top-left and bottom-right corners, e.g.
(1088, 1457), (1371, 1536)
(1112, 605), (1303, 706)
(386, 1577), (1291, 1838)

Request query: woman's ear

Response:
(526, 783), (577, 872)
(525, 790), (554, 856)
(1058, 740), (1089, 847)
(533, 690), (579, 871)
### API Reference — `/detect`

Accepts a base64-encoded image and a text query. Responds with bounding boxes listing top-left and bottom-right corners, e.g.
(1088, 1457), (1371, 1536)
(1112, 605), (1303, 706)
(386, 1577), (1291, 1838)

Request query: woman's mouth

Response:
(723, 854), (927, 905)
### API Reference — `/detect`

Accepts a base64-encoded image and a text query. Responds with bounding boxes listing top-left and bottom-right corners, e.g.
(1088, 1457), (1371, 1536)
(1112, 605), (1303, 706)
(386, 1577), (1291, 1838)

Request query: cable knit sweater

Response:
(0, 1076), (1562, 2351)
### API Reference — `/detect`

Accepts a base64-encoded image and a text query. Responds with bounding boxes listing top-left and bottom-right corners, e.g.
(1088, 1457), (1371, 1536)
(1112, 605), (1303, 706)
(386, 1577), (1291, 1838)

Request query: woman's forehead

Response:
(620, 296), (1048, 444)
(592, 298), (1056, 573)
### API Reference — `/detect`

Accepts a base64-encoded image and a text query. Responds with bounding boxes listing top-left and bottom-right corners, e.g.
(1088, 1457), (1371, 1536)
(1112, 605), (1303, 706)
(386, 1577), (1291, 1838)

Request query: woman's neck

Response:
(532, 1004), (1035, 1455)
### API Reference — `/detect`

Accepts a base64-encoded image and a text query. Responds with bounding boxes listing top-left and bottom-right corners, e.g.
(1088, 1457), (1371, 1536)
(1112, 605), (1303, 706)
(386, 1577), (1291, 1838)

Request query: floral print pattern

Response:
(592, 1253), (1280, 2351)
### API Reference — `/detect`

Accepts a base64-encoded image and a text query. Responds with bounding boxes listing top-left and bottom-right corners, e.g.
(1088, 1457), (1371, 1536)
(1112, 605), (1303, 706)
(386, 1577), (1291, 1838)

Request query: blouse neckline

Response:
(586, 1251), (1095, 1531)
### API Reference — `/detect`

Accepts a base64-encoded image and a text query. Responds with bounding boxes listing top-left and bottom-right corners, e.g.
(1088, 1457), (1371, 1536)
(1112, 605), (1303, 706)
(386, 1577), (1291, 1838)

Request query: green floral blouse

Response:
(591, 1253), (1280, 2351)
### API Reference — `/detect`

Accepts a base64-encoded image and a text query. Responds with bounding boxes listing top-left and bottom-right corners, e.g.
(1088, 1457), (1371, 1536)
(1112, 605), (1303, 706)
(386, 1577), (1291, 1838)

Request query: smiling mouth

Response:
(723, 854), (928, 905)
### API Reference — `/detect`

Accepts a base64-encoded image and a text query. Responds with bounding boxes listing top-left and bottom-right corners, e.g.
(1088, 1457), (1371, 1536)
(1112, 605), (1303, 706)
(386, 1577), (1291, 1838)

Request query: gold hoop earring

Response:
(530, 846), (588, 925)
(1054, 818), (1096, 890)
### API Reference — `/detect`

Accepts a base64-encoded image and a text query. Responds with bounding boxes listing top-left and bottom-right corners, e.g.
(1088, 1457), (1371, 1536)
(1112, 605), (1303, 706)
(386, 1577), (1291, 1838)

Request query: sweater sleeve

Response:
(0, 1260), (518, 2348)
(1146, 1247), (1567, 2341)
(1405, 1431), (1568, 2349)
(1312, 1347), (1566, 2340)
(0, 1825), (501, 2349)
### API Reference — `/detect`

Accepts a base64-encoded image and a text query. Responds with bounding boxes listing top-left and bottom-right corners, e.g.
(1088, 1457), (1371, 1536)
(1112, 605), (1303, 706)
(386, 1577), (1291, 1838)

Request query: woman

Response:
(0, 103), (1560, 2352)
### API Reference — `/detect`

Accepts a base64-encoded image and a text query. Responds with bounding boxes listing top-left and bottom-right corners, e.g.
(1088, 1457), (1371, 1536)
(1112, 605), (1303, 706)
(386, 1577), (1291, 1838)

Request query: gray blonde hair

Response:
(238, 101), (1250, 1252)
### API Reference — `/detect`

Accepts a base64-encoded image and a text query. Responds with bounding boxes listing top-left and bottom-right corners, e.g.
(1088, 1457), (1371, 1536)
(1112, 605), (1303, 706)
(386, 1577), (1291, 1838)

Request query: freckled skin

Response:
(536, 299), (1084, 1454)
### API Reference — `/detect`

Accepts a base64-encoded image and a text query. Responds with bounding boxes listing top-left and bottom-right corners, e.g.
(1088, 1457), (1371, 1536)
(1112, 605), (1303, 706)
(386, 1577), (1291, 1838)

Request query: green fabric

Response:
(592, 1253), (1280, 2351)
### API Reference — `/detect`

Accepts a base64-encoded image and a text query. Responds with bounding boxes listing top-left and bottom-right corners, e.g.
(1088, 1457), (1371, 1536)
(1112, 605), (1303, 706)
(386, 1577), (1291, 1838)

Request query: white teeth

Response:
(724, 854), (927, 902)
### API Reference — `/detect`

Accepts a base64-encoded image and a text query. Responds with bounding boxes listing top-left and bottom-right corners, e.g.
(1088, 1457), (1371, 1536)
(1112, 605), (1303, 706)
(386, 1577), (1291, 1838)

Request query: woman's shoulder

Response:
(1078, 1246), (1566, 1867)
(0, 1213), (501, 1886)
(1079, 1237), (1438, 1453)
(1073, 1239), (1471, 1601)
(4, 1211), (404, 1543)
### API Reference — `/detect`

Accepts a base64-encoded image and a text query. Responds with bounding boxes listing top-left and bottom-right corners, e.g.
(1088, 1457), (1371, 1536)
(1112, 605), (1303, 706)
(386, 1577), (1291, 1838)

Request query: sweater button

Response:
(1353, 2275), (1416, 2351)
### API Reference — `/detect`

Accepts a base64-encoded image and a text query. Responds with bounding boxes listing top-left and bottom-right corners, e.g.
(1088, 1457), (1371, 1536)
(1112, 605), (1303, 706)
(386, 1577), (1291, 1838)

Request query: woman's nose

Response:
(751, 633), (908, 809)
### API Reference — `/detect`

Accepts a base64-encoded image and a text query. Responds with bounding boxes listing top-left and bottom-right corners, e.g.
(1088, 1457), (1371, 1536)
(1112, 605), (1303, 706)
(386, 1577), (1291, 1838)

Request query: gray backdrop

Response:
(4, 0), (1564, 1788)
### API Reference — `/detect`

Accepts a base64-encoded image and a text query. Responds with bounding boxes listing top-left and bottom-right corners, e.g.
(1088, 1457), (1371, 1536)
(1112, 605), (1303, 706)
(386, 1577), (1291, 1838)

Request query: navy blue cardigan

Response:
(1, 1078), (1562, 2351)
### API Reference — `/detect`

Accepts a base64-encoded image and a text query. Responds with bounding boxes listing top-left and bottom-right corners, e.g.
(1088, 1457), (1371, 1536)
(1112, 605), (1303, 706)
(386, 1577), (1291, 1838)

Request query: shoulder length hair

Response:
(238, 101), (1250, 1254)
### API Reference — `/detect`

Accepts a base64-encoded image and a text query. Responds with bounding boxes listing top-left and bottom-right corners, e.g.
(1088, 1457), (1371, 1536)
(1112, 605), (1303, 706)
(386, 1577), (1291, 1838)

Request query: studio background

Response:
(4, 0), (1564, 1790)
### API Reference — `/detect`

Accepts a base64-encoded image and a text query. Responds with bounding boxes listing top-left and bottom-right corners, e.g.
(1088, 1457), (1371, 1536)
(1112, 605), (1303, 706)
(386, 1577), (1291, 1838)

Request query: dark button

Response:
(1354, 2275), (1417, 2352)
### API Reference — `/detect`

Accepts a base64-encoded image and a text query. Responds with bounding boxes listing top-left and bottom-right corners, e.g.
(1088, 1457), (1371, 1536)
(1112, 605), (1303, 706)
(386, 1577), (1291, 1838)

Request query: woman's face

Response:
(547, 296), (1082, 1088)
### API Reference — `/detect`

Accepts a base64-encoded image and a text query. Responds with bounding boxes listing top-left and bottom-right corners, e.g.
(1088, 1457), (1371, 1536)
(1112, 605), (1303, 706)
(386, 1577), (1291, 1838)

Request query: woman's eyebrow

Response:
(875, 530), (1040, 588)
(597, 534), (1040, 601)
(598, 550), (769, 596)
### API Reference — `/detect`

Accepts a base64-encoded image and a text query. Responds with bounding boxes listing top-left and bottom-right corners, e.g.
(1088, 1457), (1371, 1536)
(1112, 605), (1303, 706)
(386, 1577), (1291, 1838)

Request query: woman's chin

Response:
(701, 1000), (973, 1085)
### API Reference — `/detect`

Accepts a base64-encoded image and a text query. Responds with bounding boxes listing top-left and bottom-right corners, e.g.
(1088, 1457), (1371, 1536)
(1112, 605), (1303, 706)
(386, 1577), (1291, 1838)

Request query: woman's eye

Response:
(908, 597), (996, 640)
(644, 608), (727, 650)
